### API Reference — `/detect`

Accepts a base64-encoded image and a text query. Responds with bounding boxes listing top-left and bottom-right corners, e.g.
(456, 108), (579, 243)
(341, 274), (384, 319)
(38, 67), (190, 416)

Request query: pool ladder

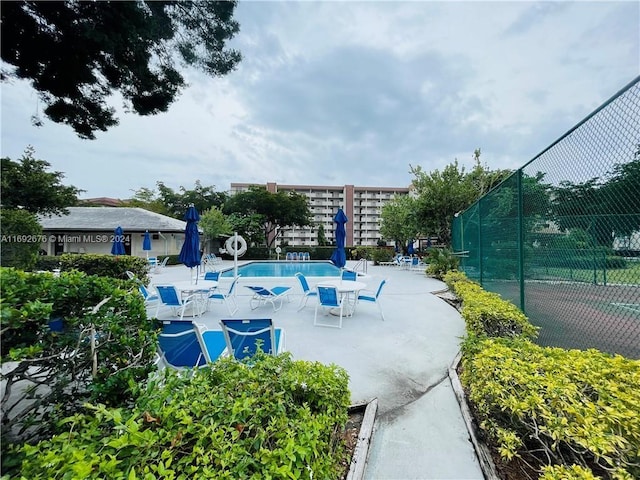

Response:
(352, 258), (368, 274)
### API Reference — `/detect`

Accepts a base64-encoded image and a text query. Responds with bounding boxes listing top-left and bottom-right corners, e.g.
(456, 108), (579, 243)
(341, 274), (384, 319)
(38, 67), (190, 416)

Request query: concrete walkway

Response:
(150, 260), (483, 480)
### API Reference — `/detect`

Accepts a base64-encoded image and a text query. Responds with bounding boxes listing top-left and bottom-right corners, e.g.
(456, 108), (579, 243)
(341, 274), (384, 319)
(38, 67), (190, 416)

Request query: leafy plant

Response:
(17, 352), (351, 479)
(426, 248), (459, 279)
(35, 253), (150, 283)
(460, 337), (640, 479)
(1, 268), (156, 475)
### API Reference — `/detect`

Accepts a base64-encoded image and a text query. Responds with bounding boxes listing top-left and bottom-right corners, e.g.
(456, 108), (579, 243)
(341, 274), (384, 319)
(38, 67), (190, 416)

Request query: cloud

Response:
(1, 1), (638, 199)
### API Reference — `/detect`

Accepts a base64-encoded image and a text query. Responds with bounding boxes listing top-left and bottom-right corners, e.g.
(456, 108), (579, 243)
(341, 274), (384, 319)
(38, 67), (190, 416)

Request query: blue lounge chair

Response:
(157, 326), (207, 368)
(245, 285), (291, 311)
(314, 285), (344, 329)
(192, 323), (231, 363)
(219, 318), (285, 359)
(295, 272), (317, 311)
(356, 279), (387, 321)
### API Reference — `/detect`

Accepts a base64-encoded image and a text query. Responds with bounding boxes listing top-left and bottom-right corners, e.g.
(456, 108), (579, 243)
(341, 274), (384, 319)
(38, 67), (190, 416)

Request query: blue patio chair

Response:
(341, 269), (357, 281)
(409, 257), (427, 271)
(356, 279), (387, 321)
(207, 275), (240, 315)
(302, 252), (310, 261)
(219, 318), (285, 360)
(314, 285), (344, 329)
(295, 272), (317, 311)
(204, 271), (220, 281)
(245, 285), (291, 312)
(138, 284), (159, 308)
(192, 323), (230, 363)
(285, 252), (293, 261)
(157, 326), (207, 369)
(154, 285), (204, 320)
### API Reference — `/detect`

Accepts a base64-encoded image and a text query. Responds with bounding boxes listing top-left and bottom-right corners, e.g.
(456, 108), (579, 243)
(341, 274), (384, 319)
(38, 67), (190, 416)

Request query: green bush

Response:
(371, 247), (395, 265)
(446, 272), (538, 340)
(1, 268), (157, 474)
(460, 337), (640, 480)
(35, 253), (150, 283)
(18, 352), (351, 479)
(426, 248), (459, 279)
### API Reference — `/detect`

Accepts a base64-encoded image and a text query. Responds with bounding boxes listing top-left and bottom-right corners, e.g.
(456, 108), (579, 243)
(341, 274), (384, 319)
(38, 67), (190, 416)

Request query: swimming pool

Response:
(220, 261), (341, 278)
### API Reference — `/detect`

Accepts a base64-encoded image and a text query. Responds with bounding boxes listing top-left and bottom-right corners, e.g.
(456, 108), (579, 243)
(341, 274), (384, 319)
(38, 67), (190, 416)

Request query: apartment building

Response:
(230, 182), (411, 247)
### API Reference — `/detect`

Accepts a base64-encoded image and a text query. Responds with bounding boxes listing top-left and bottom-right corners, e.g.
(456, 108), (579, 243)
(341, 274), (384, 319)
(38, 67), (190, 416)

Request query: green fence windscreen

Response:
(452, 77), (640, 359)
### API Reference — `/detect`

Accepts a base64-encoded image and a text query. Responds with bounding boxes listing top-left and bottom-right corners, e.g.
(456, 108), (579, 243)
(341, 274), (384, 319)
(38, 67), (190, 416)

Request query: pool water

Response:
(220, 261), (341, 278)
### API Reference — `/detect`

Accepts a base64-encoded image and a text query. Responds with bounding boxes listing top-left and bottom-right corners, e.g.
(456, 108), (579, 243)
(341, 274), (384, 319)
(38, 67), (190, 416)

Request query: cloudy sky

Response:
(1, 1), (639, 200)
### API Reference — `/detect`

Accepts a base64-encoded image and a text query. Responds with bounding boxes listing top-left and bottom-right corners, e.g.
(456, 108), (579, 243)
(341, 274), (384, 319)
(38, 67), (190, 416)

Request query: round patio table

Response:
(317, 280), (367, 317)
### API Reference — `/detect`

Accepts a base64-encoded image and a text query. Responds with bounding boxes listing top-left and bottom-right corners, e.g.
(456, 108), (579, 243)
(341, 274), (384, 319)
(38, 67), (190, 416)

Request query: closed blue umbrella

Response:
(142, 230), (152, 258)
(111, 226), (125, 255)
(179, 205), (201, 280)
(329, 208), (348, 268)
(407, 240), (415, 255)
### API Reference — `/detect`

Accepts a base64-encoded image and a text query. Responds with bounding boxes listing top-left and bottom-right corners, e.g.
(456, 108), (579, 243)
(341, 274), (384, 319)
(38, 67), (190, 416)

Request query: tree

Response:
(1, 146), (83, 216)
(128, 181), (228, 219)
(199, 207), (232, 251)
(551, 153), (640, 248)
(410, 153), (512, 246)
(317, 224), (329, 246)
(222, 187), (313, 249)
(0, 209), (42, 269)
(379, 194), (419, 250)
(1, 1), (241, 139)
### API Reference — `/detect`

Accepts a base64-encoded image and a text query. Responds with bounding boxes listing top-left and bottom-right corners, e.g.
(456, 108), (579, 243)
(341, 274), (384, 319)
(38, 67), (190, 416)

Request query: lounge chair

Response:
(138, 284), (160, 309)
(157, 326), (207, 369)
(245, 285), (291, 311)
(314, 285), (345, 329)
(219, 318), (285, 359)
(154, 284), (204, 320)
(192, 323), (230, 363)
(295, 272), (317, 311)
(356, 279), (387, 321)
(207, 275), (240, 315)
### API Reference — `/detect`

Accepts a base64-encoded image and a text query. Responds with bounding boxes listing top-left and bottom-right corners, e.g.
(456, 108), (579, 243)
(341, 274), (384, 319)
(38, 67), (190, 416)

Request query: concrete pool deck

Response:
(150, 260), (483, 480)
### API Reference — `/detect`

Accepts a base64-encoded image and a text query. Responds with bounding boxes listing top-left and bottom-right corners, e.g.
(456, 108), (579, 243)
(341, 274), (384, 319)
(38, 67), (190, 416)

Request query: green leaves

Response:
(18, 353), (351, 479)
(461, 338), (640, 478)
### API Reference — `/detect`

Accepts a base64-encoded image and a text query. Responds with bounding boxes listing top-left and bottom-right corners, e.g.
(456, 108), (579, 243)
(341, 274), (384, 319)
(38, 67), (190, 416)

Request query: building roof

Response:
(39, 207), (189, 233)
(79, 197), (124, 207)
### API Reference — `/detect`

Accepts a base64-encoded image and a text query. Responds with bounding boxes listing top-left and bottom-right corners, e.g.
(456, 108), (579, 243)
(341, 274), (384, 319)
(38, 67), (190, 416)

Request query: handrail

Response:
(352, 258), (368, 274)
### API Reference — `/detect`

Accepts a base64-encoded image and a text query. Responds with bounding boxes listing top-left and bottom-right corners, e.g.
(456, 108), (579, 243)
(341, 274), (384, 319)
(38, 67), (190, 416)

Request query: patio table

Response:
(317, 280), (367, 317)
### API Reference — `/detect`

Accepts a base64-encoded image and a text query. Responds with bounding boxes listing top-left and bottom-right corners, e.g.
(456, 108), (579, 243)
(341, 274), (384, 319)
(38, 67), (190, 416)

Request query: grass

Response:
(530, 261), (640, 285)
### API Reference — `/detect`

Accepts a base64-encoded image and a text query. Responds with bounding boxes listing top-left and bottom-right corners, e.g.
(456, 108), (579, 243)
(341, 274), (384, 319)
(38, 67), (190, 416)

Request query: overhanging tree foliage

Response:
(379, 194), (419, 250)
(1, 1), (241, 139)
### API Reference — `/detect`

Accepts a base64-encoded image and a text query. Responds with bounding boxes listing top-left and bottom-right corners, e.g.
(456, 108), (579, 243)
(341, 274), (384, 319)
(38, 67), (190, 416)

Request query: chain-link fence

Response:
(452, 76), (640, 359)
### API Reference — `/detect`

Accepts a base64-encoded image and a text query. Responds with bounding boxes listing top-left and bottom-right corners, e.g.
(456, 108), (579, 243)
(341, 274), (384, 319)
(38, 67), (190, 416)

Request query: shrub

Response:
(371, 247), (394, 265)
(426, 248), (459, 279)
(18, 352), (351, 479)
(1, 268), (157, 475)
(461, 337), (640, 480)
(35, 253), (150, 283)
(448, 274), (538, 340)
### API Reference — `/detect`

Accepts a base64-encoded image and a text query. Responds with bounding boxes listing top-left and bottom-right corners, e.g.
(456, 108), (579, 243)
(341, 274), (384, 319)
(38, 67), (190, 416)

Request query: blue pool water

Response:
(220, 261), (341, 277)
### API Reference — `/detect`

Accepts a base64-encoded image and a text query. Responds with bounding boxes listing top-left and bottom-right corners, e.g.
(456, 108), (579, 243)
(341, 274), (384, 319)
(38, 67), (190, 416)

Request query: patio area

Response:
(150, 260), (483, 479)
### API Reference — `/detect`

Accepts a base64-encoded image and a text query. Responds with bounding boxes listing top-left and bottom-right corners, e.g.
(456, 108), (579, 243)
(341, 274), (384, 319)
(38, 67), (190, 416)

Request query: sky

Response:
(1, 1), (639, 200)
